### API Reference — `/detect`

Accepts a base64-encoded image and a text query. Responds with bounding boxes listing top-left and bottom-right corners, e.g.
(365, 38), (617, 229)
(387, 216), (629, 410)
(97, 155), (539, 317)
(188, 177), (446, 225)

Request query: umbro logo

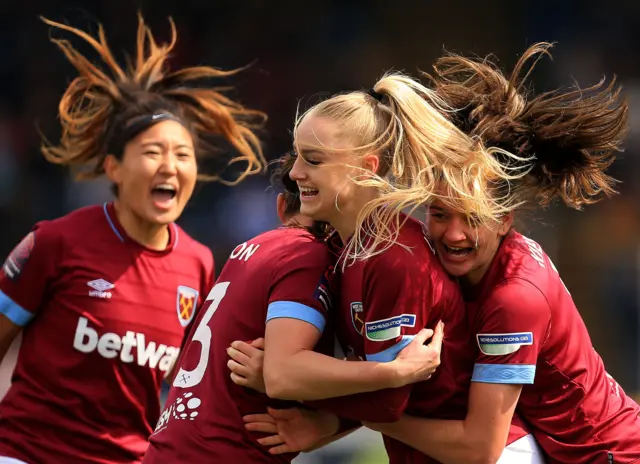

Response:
(87, 279), (114, 291)
(87, 279), (114, 299)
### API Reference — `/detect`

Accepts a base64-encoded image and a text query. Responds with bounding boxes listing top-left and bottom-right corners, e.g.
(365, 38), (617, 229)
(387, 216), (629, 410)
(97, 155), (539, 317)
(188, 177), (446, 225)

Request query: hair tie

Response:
(367, 88), (384, 102)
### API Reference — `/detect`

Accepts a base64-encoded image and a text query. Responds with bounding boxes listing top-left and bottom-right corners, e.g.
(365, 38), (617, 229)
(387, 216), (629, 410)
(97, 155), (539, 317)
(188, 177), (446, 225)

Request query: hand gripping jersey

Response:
(308, 216), (531, 464)
(469, 230), (640, 463)
(144, 227), (336, 464)
(0, 203), (214, 463)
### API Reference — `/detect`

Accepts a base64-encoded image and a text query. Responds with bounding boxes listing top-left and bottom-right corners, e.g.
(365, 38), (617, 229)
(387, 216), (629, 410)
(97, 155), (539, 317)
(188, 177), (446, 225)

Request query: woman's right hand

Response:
(392, 321), (444, 386)
(243, 407), (339, 455)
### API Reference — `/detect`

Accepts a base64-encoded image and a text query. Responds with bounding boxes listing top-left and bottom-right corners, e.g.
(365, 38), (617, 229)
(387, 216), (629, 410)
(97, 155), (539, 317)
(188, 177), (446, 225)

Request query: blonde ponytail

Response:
(295, 72), (528, 263)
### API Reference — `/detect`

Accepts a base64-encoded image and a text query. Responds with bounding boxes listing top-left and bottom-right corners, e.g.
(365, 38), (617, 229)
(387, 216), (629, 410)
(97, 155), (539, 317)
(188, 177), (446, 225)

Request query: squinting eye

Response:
(177, 153), (191, 159)
(144, 151), (160, 156)
(428, 210), (446, 219)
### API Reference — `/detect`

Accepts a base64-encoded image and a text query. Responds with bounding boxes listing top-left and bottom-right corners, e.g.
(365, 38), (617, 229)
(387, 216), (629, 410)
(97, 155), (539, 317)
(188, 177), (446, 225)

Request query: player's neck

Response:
(460, 263), (491, 289)
(332, 188), (378, 243)
(459, 237), (505, 289)
(113, 201), (170, 251)
(332, 217), (355, 244)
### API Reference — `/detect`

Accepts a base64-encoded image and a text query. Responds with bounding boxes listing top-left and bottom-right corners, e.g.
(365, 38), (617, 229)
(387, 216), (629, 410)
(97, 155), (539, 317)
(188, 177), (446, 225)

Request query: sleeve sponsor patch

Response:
(365, 314), (416, 342)
(3, 232), (35, 281)
(477, 332), (533, 355)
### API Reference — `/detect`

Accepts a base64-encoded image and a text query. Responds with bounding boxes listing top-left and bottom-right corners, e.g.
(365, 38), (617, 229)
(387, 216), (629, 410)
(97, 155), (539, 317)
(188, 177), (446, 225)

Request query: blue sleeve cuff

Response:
(365, 335), (415, 363)
(266, 301), (325, 333)
(471, 363), (536, 384)
(0, 290), (33, 327)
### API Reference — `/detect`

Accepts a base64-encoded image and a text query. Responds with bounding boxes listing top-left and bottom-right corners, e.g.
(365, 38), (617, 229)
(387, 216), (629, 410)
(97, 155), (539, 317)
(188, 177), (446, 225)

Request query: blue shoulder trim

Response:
(266, 301), (325, 333)
(472, 363), (536, 384)
(0, 290), (33, 326)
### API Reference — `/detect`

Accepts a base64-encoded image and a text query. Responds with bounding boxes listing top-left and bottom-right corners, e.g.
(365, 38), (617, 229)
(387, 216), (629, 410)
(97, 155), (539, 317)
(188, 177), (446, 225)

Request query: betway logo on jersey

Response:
(73, 317), (179, 372)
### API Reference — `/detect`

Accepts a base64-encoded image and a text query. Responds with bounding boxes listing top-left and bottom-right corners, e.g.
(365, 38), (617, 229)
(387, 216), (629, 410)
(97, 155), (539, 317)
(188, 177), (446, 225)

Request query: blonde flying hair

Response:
(40, 14), (266, 185)
(294, 72), (528, 262)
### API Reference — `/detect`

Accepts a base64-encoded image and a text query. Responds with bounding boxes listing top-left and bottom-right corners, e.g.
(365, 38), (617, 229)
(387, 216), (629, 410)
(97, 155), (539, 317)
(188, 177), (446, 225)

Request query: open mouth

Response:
(151, 183), (177, 208)
(443, 243), (474, 258)
(299, 186), (319, 200)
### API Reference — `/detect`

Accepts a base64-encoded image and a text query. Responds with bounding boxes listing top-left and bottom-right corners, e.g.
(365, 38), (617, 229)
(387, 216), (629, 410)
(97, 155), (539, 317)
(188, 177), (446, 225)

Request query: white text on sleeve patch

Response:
(476, 332), (533, 355)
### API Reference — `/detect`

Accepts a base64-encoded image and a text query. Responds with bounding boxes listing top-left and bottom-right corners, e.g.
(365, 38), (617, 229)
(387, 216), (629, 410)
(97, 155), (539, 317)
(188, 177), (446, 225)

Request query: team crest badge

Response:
(177, 286), (199, 327)
(350, 302), (364, 335)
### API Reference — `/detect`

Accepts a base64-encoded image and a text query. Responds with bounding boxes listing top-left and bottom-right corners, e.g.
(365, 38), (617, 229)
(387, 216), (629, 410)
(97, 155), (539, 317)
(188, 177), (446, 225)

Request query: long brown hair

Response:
(425, 42), (628, 210)
(40, 14), (266, 185)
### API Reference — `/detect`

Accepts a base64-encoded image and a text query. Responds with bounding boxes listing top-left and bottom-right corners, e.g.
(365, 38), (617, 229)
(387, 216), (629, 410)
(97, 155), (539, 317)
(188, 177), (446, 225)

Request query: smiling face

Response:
(289, 114), (378, 233)
(105, 119), (198, 226)
(427, 198), (513, 285)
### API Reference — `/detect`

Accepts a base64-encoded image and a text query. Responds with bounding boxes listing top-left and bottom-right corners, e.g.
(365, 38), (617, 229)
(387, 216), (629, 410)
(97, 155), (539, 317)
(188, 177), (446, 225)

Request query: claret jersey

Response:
(144, 226), (336, 464)
(308, 216), (531, 463)
(0, 202), (214, 463)
(469, 230), (640, 463)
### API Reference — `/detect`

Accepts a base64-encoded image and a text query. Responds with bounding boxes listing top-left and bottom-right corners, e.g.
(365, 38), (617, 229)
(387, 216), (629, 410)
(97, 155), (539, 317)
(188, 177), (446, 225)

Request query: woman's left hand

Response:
(227, 338), (266, 393)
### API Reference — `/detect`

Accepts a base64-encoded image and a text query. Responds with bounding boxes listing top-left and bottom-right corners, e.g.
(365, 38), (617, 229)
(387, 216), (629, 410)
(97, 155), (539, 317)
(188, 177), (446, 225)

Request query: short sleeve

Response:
(266, 240), (335, 334)
(472, 280), (551, 385)
(361, 246), (433, 363)
(0, 223), (62, 326)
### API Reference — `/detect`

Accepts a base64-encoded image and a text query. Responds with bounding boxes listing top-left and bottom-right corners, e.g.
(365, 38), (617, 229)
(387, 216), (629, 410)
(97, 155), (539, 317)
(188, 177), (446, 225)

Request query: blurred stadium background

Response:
(0, 1), (639, 461)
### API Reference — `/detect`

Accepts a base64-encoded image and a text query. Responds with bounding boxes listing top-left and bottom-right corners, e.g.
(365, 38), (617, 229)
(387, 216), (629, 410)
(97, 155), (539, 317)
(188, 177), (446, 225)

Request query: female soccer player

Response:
(142, 153), (443, 463)
(227, 73), (539, 463)
(359, 43), (640, 464)
(144, 151), (444, 463)
(0, 15), (264, 464)
(237, 44), (636, 464)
